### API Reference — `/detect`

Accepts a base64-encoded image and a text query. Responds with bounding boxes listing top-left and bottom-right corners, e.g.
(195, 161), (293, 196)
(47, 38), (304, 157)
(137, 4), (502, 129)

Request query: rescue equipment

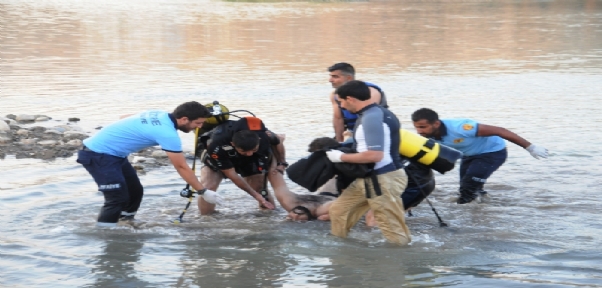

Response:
(399, 129), (462, 174)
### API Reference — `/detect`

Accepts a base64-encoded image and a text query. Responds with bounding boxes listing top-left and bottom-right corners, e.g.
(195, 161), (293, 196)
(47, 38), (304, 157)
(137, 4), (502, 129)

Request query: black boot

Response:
(456, 181), (480, 204)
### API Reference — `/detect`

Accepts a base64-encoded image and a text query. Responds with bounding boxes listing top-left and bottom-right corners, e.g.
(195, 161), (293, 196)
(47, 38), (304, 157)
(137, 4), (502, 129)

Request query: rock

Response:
(38, 140), (58, 146)
(16, 129), (29, 136)
(151, 150), (168, 158)
(29, 126), (46, 133)
(16, 114), (35, 122)
(66, 139), (83, 146)
(5, 119), (17, 125)
(20, 138), (37, 145)
(0, 120), (9, 132)
(63, 131), (88, 140)
(0, 136), (11, 144)
(5, 114), (16, 120)
(55, 124), (83, 132)
(35, 116), (50, 122)
(45, 129), (63, 135)
(68, 117), (80, 122)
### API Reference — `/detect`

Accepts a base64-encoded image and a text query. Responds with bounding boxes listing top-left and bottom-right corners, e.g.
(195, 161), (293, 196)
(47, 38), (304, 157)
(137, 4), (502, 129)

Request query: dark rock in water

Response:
(95, 126), (103, 130)
(6, 114), (17, 120)
(30, 126), (46, 133)
(68, 117), (80, 122)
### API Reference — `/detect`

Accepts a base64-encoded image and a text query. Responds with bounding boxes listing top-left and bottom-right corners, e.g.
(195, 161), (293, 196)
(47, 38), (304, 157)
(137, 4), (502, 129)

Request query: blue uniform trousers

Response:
(77, 150), (143, 225)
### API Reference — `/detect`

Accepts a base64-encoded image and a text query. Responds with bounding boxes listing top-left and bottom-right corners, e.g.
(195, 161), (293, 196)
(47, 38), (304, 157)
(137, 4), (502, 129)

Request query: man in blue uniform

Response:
(326, 80), (411, 245)
(77, 101), (223, 227)
(411, 108), (549, 204)
(328, 63), (389, 142)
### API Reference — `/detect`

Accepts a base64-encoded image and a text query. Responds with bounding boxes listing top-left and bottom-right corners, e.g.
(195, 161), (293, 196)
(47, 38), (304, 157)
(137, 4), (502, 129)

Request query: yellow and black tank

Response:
(399, 129), (463, 174)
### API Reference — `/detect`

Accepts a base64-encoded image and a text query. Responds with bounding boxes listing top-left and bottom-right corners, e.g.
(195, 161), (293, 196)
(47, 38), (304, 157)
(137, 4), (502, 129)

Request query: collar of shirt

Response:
(168, 113), (178, 130)
(436, 121), (448, 140)
(356, 103), (378, 114)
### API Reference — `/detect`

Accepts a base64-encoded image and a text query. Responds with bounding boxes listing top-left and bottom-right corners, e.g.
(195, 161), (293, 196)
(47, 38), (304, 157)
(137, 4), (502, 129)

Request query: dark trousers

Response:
(459, 148), (507, 196)
(77, 150), (143, 224)
(401, 178), (436, 209)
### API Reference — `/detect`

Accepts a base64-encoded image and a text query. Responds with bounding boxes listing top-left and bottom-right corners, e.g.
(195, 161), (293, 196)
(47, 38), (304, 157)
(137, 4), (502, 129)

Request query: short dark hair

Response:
(173, 101), (212, 120)
(335, 80), (370, 101)
(327, 62), (355, 77)
(308, 137), (340, 152)
(411, 108), (439, 123)
(232, 130), (260, 151)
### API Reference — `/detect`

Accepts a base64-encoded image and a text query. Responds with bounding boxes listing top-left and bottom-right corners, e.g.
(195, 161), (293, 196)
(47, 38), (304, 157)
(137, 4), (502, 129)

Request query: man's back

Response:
(84, 110), (181, 158)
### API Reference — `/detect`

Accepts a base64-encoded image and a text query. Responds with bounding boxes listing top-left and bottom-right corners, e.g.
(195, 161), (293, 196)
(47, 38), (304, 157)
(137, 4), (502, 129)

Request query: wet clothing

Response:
(434, 119), (508, 203)
(203, 118), (276, 177)
(330, 103), (411, 245)
(402, 160), (435, 209)
(335, 81), (388, 131)
(329, 169), (411, 245)
(78, 110), (179, 226)
(351, 103), (400, 173)
(458, 148), (507, 203)
(77, 149), (143, 225)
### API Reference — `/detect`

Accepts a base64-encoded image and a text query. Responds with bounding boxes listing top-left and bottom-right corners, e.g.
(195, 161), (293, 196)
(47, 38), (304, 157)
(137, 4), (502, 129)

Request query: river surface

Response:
(1, 0), (602, 287)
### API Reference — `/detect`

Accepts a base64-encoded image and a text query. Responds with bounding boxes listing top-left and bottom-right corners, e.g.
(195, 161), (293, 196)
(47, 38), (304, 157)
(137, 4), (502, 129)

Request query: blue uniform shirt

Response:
(436, 119), (506, 157)
(83, 110), (183, 158)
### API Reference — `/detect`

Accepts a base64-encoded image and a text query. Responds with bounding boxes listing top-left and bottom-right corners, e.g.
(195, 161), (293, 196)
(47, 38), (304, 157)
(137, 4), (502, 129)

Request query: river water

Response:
(1, 0), (602, 287)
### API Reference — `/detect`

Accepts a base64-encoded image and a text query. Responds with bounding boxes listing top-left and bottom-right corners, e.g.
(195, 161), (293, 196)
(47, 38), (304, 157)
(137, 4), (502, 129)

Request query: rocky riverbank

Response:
(0, 114), (180, 174)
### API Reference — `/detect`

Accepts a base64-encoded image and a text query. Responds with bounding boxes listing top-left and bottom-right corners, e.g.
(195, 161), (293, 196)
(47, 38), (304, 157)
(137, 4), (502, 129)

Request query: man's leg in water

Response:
(198, 165), (223, 215)
(457, 149), (507, 204)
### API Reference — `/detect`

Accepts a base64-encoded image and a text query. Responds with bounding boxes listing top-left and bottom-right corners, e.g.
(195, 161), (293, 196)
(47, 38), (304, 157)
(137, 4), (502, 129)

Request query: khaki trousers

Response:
(329, 169), (411, 245)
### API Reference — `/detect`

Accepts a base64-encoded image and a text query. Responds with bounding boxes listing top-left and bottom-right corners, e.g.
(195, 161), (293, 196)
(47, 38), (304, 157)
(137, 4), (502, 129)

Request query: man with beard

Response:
(328, 62), (388, 142)
(77, 101), (224, 227)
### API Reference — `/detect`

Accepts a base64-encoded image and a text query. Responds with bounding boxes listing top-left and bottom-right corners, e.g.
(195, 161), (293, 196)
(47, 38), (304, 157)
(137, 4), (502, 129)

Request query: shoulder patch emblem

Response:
(211, 154), (219, 159)
(462, 124), (474, 130)
(453, 138), (464, 144)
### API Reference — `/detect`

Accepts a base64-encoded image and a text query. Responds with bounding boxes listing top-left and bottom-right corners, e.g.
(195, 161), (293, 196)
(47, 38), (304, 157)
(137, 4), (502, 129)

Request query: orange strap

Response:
(245, 116), (263, 131)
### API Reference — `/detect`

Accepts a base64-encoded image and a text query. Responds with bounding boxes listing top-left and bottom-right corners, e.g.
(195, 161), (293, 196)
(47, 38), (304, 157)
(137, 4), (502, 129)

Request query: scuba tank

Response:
(399, 129), (463, 174)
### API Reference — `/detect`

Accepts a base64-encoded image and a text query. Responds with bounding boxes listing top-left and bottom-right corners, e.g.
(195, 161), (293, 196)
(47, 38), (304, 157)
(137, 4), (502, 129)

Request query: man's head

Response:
(328, 62), (355, 89)
(334, 80), (371, 113)
(308, 137), (340, 152)
(173, 101), (212, 133)
(231, 130), (260, 156)
(411, 108), (441, 138)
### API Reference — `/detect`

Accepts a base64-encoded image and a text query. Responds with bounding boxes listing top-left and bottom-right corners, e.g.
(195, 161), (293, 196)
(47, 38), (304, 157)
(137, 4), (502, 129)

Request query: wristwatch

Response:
(197, 188), (207, 195)
(277, 161), (289, 167)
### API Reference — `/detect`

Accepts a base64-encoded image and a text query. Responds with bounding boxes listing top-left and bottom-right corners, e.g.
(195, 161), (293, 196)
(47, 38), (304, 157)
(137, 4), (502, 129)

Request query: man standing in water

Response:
(326, 80), (411, 245)
(198, 117), (286, 215)
(411, 108), (549, 204)
(77, 101), (223, 227)
(328, 62), (388, 142)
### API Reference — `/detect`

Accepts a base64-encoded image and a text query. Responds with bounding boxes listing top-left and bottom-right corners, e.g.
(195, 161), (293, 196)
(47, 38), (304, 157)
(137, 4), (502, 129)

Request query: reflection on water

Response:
(1, 0), (602, 287)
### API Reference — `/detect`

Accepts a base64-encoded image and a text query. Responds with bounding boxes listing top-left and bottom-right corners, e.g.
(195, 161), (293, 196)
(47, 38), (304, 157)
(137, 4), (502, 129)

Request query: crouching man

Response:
(198, 116), (287, 214)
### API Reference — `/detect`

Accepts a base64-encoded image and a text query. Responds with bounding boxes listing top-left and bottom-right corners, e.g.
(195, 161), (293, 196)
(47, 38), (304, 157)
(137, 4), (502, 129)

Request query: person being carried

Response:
(326, 80), (411, 245)
(198, 116), (288, 214)
(77, 101), (223, 227)
(411, 108), (549, 204)
(328, 62), (389, 142)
